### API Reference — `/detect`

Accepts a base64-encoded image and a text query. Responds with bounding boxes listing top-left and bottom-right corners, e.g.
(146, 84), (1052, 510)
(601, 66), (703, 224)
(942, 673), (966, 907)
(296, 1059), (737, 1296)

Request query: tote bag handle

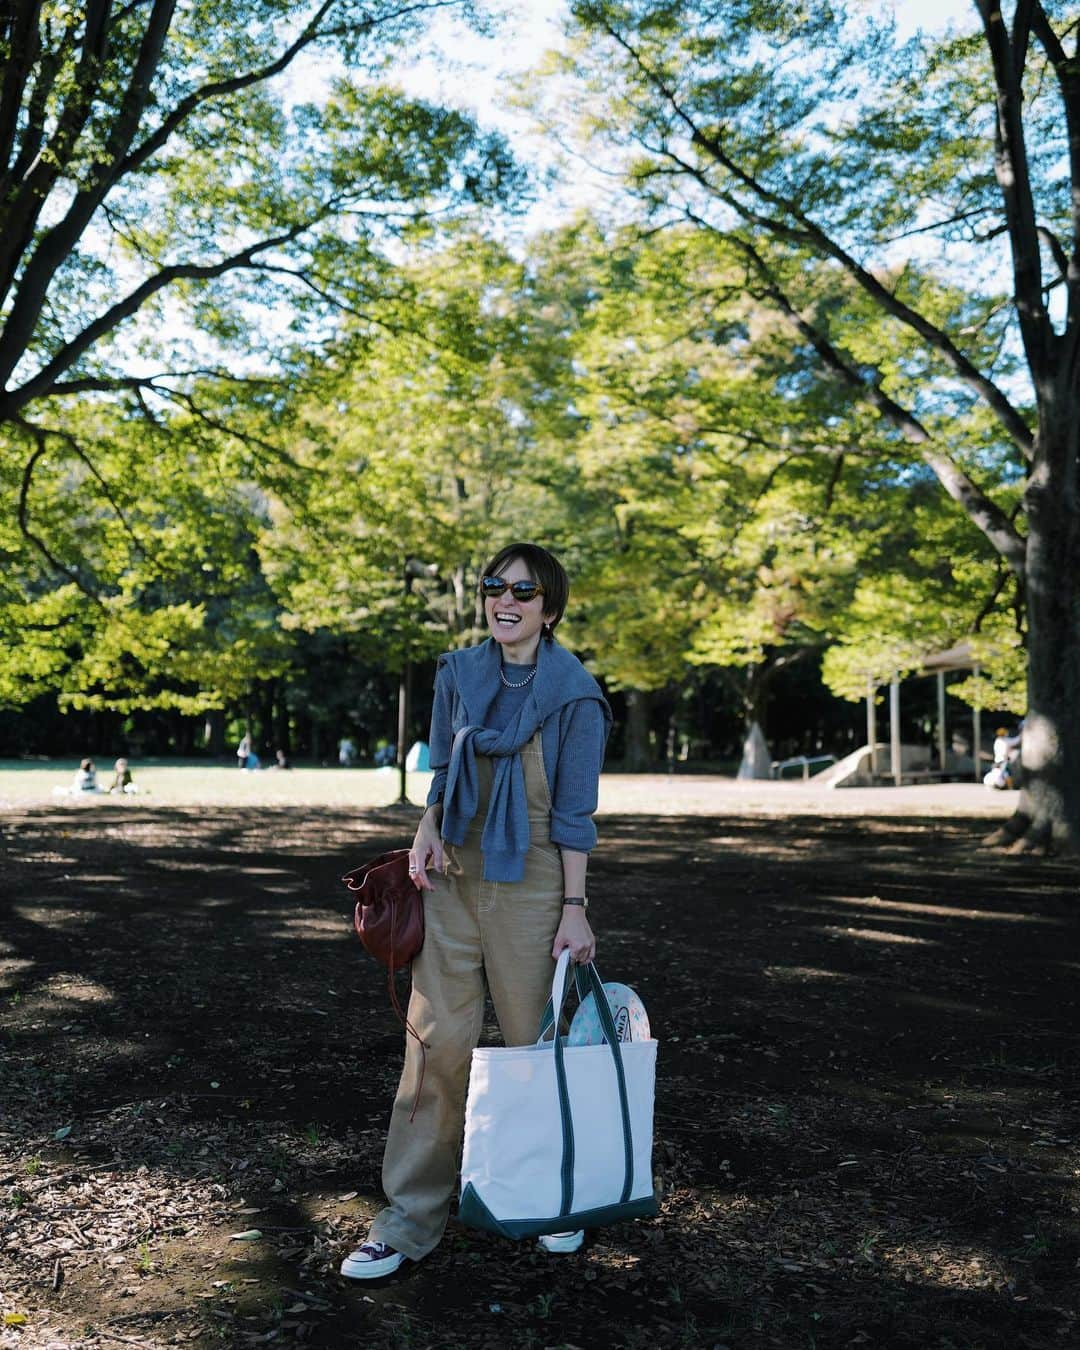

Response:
(535, 959), (591, 1044)
(545, 950), (635, 1217)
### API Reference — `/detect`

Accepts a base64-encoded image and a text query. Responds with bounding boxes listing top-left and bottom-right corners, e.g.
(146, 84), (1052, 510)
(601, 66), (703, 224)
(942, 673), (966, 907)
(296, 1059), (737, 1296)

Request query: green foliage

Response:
(1, 0), (1059, 745)
(0, 0), (524, 713)
(0, 400), (290, 712)
(260, 231), (572, 666)
(525, 220), (1013, 717)
(538, 0), (1055, 718)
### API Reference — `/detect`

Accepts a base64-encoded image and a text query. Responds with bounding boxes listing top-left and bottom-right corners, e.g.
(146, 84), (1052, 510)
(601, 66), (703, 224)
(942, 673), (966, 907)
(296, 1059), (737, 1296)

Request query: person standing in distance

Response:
(341, 542), (611, 1278)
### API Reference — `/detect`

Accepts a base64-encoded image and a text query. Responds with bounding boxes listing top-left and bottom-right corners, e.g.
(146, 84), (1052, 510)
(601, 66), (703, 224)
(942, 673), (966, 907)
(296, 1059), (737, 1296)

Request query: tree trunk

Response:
(203, 709), (225, 757)
(743, 663), (767, 736)
(310, 715), (321, 764)
(991, 406), (1080, 852)
(259, 681), (276, 757)
(276, 688), (291, 757)
(451, 563), (470, 640)
(173, 711), (194, 755)
(623, 688), (652, 770)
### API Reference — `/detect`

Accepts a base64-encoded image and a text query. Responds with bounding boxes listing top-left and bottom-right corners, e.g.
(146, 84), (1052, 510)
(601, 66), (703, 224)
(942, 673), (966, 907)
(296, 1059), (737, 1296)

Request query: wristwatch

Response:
(562, 896), (588, 909)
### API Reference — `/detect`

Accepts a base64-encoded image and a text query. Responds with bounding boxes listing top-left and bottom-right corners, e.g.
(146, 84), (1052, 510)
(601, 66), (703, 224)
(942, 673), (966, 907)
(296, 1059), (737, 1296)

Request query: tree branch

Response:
(1027, 2), (1080, 341)
(113, 0), (462, 181)
(1037, 224), (1070, 284)
(972, 550), (1016, 633)
(0, 0), (469, 393)
(695, 159), (1038, 456)
(823, 451), (845, 513)
(15, 415), (155, 562)
(880, 204), (998, 244)
(1012, 0), (1036, 78)
(605, 35), (1038, 458)
(43, 369), (282, 397)
(974, 0), (1054, 378)
(113, 0), (338, 182)
(0, 0), (43, 186)
(16, 430), (106, 606)
(0, 0), (179, 382)
(150, 385), (305, 474)
(0, 0), (112, 304)
(5, 21), (74, 193)
(729, 233), (1029, 577)
(5, 216), (331, 412)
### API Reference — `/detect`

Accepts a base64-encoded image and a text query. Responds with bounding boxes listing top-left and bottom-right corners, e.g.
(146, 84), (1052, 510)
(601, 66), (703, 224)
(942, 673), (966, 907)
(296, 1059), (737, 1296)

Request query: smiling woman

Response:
(480, 545), (566, 663)
(339, 541), (614, 1279)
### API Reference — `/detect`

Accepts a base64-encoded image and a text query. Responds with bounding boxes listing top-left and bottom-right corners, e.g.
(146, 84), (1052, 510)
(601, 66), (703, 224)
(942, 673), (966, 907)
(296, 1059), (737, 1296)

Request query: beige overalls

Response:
(369, 733), (566, 1260)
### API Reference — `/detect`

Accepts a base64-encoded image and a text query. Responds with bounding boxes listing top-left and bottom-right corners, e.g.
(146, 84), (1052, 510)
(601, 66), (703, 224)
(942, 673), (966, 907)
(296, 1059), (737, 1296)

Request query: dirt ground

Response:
(1, 802), (1077, 1350)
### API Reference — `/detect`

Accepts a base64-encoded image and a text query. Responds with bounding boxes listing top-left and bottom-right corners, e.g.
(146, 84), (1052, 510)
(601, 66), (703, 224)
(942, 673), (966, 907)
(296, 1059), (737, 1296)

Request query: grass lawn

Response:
(0, 759), (1016, 819)
(0, 761), (432, 809)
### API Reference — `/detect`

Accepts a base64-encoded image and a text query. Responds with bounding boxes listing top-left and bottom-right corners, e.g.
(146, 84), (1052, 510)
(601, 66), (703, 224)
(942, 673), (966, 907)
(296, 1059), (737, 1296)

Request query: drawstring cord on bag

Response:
(344, 849), (427, 1121)
(387, 921), (428, 1123)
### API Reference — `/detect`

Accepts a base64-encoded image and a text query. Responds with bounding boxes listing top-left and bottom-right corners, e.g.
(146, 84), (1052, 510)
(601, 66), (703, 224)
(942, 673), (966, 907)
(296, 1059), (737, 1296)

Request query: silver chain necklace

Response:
(499, 663), (537, 689)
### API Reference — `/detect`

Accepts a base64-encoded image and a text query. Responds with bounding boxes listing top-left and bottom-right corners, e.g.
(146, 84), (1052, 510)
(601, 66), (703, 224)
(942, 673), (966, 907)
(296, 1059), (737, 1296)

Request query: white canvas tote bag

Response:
(458, 950), (658, 1239)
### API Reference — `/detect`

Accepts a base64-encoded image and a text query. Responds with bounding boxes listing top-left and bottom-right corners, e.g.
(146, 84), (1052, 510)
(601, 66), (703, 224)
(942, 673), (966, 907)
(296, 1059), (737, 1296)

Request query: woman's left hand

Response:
(552, 906), (596, 964)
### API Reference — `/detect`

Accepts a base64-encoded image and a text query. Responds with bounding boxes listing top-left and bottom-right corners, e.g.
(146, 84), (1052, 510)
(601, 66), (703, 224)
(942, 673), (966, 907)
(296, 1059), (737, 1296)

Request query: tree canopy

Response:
(2, 1), (1076, 846)
(0, 0), (520, 711)
(541, 0), (1079, 846)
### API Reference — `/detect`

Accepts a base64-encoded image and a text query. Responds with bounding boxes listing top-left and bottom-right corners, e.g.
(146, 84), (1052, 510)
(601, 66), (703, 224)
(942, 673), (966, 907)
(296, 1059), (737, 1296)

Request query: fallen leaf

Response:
(229, 1229), (263, 1241)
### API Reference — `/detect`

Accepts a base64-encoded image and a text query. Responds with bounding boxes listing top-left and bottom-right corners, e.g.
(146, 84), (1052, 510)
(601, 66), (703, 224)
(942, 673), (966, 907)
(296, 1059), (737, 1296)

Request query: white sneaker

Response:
(339, 1241), (407, 1279)
(537, 1229), (584, 1254)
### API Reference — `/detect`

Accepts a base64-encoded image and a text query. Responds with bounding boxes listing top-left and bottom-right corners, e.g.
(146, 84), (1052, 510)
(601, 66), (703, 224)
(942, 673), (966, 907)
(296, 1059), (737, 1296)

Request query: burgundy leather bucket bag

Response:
(342, 848), (425, 973)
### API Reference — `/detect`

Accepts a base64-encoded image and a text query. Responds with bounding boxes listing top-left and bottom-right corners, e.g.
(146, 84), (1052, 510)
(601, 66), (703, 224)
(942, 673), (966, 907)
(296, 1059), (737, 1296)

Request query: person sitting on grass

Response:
(108, 757), (137, 794)
(54, 758), (100, 797)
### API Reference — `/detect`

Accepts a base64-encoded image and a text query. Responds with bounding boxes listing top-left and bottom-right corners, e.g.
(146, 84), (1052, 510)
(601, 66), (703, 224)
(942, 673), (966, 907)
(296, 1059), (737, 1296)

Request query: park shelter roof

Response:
(919, 641), (983, 674)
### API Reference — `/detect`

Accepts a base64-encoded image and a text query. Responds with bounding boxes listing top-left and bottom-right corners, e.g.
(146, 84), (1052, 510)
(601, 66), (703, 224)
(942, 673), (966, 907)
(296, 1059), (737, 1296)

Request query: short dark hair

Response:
(480, 542), (569, 639)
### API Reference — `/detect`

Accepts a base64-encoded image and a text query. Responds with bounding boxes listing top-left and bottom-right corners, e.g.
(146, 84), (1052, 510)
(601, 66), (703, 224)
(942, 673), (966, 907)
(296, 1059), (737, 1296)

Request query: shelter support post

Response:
(890, 675), (902, 787)
(937, 672), (947, 772)
(396, 652), (411, 806)
(396, 557), (438, 804)
(972, 665), (982, 784)
(866, 677), (878, 780)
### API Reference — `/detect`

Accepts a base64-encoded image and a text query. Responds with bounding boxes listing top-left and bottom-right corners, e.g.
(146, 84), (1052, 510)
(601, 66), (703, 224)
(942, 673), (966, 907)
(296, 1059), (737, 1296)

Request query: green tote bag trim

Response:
(550, 959), (635, 1214)
(458, 950), (655, 1239)
(458, 1181), (658, 1241)
(536, 963), (591, 1041)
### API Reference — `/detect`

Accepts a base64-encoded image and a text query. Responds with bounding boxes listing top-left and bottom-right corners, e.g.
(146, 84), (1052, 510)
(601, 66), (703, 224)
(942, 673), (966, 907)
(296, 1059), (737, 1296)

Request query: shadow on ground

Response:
(1, 806), (1078, 1348)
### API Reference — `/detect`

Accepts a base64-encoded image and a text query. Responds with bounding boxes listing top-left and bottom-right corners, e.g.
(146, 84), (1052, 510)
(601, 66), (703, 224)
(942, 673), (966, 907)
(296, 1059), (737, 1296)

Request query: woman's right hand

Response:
(409, 805), (445, 891)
